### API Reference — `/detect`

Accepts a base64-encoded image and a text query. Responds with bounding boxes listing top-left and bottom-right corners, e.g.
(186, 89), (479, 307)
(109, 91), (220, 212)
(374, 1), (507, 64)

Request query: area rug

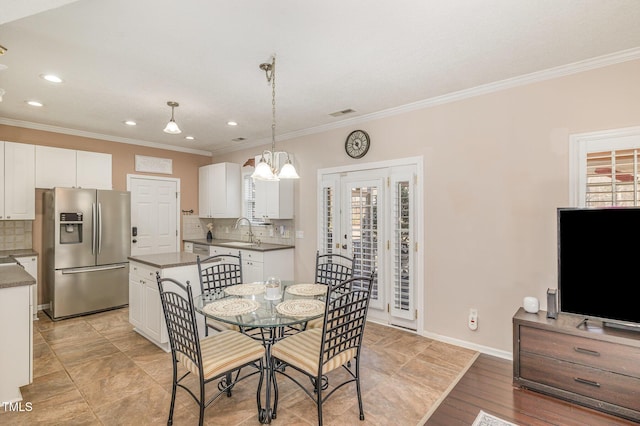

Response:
(471, 410), (518, 426)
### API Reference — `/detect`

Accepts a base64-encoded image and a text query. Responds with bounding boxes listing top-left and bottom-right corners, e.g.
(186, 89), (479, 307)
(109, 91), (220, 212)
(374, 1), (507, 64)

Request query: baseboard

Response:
(420, 330), (512, 360)
(367, 319), (513, 360)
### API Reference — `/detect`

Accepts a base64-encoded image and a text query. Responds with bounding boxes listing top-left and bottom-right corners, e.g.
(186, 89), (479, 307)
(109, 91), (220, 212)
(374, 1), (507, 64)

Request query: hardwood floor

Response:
(425, 354), (638, 426)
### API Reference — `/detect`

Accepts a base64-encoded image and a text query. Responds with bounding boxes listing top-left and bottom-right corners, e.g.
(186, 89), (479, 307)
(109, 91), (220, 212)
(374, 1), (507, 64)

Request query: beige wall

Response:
(213, 59), (640, 354)
(2, 58), (638, 354)
(0, 125), (212, 305)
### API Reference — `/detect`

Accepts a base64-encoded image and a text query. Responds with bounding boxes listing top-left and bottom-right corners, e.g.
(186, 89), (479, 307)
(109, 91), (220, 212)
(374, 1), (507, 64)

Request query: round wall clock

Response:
(345, 130), (370, 159)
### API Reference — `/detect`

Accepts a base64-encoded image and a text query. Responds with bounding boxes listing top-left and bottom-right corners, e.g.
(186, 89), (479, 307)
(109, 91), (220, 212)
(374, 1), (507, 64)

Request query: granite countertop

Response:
(128, 252), (201, 269)
(0, 265), (37, 289)
(0, 248), (39, 258)
(183, 238), (294, 252)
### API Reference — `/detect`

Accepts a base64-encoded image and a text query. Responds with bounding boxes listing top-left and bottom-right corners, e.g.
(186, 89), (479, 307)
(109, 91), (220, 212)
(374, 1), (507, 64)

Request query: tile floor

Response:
(1, 308), (477, 425)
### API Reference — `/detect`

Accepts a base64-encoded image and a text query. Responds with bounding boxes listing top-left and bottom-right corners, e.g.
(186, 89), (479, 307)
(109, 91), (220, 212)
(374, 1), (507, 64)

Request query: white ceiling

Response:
(1, 0), (640, 156)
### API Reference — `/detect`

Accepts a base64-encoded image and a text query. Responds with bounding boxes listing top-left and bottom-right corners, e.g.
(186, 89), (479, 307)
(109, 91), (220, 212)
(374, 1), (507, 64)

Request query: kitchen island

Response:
(0, 265), (35, 403)
(127, 252), (204, 351)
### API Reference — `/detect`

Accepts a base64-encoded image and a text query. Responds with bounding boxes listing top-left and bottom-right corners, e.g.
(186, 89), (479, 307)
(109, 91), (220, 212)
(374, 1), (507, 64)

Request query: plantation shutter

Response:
(319, 174), (339, 255)
(586, 149), (640, 207)
(242, 173), (257, 221)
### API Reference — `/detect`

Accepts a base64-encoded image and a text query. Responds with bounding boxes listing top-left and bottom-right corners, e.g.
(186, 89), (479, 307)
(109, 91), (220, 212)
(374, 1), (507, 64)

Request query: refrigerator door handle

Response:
(98, 202), (103, 254)
(61, 264), (127, 274)
(92, 202), (97, 255)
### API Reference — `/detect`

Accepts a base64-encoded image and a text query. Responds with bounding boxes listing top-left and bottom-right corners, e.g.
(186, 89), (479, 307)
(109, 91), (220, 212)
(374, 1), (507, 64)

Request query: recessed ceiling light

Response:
(185, 136), (195, 140)
(227, 121), (238, 126)
(41, 74), (63, 83)
(124, 120), (137, 126)
(26, 100), (43, 107)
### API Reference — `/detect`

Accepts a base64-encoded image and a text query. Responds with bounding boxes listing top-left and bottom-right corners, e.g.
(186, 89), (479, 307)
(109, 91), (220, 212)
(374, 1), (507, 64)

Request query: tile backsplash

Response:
(182, 215), (295, 246)
(0, 220), (33, 251)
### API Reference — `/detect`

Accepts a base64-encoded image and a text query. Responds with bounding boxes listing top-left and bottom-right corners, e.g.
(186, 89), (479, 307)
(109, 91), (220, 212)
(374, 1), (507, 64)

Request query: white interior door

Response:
(319, 161), (420, 330)
(127, 175), (180, 256)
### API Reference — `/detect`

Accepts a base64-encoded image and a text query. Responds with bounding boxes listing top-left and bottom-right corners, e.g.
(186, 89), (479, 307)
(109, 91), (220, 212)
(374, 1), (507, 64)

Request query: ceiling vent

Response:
(329, 108), (356, 117)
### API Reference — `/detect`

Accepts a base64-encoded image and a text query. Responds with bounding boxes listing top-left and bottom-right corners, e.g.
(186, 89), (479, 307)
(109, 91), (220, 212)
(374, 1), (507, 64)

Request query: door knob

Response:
(342, 244), (347, 249)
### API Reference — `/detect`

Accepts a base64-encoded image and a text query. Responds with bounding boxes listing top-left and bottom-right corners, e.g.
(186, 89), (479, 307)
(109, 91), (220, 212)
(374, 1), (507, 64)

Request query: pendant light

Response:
(163, 101), (181, 134)
(251, 55), (299, 181)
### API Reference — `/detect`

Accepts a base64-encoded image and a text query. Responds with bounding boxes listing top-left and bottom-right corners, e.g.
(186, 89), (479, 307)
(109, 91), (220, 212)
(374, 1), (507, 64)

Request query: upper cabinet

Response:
(1, 142), (35, 220)
(76, 151), (112, 189)
(35, 146), (112, 189)
(199, 162), (241, 218)
(254, 179), (294, 220)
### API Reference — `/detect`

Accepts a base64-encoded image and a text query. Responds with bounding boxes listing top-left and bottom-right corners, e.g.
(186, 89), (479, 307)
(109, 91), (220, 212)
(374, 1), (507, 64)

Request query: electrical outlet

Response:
(468, 308), (478, 331)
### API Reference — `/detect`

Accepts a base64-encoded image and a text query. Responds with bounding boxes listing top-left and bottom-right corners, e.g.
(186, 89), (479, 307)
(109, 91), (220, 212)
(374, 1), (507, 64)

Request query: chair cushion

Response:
(206, 317), (240, 332)
(177, 330), (264, 380)
(272, 328), (357, 376)
(305, 317), (323, 329)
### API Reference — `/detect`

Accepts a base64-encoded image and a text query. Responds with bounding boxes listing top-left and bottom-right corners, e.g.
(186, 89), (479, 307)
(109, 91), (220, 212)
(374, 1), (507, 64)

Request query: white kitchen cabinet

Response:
(199, 162), (241, 218)
(76, 150), (112, 189)
(35, 145), (112, 189)
(183, 242), (193, 253)
(0, 283), (32, 403)
(210, 245), (294, 282)
(14, 255), (39, 320)
(129, 260), (203, 352)
(35, 145), (76, 188)
(129, 262), (167, 350)
(254, 178), (294, 220)
(242, 250), (263, 283)
(1, 142), (35, 220)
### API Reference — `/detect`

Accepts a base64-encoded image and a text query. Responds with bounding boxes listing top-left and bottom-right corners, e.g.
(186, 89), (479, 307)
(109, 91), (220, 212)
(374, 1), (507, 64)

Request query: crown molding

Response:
(4, 47), (640, 157)
(272, 47), (640, 143)
(0, 117), (212, 157)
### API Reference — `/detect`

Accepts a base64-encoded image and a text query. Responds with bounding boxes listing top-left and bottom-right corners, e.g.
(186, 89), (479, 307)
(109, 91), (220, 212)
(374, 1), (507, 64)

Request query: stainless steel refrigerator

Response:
(44, 188), (131, 320)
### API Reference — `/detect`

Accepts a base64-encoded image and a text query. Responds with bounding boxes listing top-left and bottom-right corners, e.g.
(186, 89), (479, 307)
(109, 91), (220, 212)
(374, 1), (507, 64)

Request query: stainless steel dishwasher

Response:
(192, 243), (210, 256)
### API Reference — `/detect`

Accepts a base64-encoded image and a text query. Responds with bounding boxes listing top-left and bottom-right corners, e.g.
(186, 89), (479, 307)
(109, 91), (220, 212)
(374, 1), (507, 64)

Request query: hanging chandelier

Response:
(251, 55), (299, 181)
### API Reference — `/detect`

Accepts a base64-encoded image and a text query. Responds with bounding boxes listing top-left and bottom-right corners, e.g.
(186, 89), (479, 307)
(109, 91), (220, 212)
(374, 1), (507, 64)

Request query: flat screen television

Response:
(557, 207), (640, 331)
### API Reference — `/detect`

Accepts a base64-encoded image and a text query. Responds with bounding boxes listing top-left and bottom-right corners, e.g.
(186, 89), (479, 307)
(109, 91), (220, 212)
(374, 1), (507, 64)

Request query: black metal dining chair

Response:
(271, 275), (374, 425)
(305, 250), (356, 329)
(315, 250), (355, 286)
(197, 252), (243, 335)
(156, 274), (265, 426)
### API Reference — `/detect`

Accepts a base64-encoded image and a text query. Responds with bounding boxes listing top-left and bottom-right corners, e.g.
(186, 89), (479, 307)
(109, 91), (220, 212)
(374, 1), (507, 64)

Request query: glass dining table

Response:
(193, 281), (327, 424)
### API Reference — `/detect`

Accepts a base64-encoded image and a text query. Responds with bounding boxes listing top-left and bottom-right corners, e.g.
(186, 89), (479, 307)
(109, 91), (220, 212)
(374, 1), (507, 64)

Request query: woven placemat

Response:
(203, 299), (260, 317)
(276, 299), (325, 317)
(286, 283), (327, 296)
(224, 283), (266, 296)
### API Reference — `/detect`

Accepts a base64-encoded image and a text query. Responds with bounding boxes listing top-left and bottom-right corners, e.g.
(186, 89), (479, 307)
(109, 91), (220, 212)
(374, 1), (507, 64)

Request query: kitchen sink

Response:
(219, 241), (259, 247)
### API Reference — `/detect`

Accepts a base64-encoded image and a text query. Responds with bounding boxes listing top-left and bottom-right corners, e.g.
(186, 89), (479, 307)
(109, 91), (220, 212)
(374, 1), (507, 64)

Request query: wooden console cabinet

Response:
(513, 308), (640, 422)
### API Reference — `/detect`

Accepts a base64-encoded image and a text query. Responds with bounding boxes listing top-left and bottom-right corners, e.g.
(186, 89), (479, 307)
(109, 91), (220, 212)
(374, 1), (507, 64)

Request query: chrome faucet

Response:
(234, 217), (254, 243)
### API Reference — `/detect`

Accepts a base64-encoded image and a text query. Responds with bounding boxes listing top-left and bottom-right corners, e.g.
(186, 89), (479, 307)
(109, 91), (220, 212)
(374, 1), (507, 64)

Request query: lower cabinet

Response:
(210, 245), (294, 283)
(0, 284), (32, 403)
(513, 308), (640, 422)
(129, 260), (203, 352)
(14, 255), (38, 321)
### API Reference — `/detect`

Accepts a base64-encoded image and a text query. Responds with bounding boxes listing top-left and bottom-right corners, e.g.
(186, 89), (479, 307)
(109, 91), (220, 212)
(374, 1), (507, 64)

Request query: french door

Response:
(319, 161), (420, 330)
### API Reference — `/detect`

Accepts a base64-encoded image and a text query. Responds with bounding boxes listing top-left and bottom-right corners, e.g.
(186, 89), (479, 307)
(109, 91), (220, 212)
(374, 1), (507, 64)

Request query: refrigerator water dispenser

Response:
(59, 212), (83, 244)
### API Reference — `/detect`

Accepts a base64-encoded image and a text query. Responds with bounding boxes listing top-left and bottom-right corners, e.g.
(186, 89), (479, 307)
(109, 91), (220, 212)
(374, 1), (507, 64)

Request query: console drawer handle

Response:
(574, 347), (600, 356)
(574, 377), (601, 388)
